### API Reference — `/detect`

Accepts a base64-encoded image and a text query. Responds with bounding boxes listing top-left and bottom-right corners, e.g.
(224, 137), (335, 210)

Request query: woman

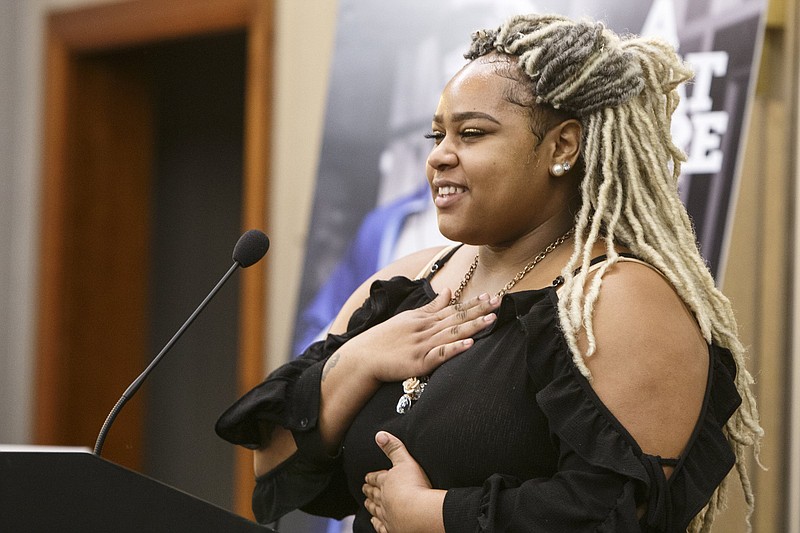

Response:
(217, 14), (762, 532)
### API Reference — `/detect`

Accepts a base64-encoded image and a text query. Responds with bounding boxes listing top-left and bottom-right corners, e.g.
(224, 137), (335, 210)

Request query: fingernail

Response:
(484, 313), (496, 322)
(478, 292), (490, 300)
(489, 296), (500, 305)
(376, 431), (389, 446)
(462, 338), (474, 347)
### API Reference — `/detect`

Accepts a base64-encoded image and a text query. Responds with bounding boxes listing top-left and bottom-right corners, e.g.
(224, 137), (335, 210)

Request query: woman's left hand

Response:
(363, 431), (446, 533)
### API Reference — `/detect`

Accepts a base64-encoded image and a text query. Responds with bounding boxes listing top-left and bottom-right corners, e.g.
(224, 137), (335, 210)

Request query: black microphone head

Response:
(233, 229), (269, 267)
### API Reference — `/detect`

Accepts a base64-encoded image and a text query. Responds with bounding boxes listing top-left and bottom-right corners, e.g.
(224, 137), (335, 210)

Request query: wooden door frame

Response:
(37, 0), (272, 517)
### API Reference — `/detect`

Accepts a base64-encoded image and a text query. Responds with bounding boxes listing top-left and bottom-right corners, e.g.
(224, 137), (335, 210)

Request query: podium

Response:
(0, 449), (275, 532)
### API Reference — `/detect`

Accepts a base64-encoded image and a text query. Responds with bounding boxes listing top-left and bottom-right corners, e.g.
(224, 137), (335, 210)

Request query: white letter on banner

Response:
(640, 0), (679, 47)
(685, 111), (729, 174)
(685, 51), (729, 113)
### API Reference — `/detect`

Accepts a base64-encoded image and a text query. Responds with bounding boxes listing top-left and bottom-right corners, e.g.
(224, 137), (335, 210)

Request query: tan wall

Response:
(718, 0), (798, 530)
(265, 0), (337, 373)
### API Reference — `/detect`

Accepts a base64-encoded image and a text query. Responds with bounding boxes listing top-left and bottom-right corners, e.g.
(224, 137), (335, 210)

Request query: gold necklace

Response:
(396, 228), (573, 415)
(449, 228), (573, 305)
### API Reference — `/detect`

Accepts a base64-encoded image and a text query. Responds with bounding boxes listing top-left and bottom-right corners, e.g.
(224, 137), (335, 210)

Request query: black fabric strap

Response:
(425, 244), (464, 280)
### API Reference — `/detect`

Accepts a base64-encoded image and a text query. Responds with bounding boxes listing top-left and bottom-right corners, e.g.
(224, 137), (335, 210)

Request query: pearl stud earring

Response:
(551, 161), (571, 177)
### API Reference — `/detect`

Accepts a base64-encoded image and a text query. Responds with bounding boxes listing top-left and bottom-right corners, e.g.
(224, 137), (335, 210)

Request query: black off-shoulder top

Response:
(216, 257), (741, 533)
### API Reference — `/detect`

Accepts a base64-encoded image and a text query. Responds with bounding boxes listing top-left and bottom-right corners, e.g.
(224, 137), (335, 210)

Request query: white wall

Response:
(0, 0), (336, 443)
(0, 0), (26, 443)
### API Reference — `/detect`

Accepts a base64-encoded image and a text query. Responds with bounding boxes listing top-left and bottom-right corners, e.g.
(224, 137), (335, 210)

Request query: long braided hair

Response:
(466, 14), (763, 531)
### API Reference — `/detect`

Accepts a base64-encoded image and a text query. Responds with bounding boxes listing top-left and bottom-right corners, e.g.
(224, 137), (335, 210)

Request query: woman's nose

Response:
(426, 138), (458, 171)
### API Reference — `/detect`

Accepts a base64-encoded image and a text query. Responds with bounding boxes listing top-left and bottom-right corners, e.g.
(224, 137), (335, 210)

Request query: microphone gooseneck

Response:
(93, 229), (269, 456)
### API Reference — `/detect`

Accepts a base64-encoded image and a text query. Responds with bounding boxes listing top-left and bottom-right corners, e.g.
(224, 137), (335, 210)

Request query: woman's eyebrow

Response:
(431, 111), (501, 125)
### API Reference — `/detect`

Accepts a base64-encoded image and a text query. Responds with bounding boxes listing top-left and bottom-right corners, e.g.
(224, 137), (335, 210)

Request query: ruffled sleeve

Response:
(442, 338), (741, 533)
(214, 276), (430, 521)
(216, 276), (425, 443)
(657, 344), (741, 528)
(214, 334), (353, 523)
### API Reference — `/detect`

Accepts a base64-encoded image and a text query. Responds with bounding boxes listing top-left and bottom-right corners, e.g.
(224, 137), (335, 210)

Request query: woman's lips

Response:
(435, 185), (466, 208)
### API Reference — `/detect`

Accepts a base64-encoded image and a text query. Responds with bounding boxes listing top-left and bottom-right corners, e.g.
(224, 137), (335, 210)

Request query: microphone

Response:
(93, 229), (270, 456)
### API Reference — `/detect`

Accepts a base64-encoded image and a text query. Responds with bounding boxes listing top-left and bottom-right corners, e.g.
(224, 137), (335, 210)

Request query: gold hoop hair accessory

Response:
(396, 229), (573, 414)
(551, 161), (571, 177)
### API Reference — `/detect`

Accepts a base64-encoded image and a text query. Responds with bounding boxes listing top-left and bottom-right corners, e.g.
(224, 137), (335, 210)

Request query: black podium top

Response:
(0, 451), (274, 533)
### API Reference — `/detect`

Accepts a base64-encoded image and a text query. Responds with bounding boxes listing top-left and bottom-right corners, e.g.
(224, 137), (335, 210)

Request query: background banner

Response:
(286, 3), (768, 530)
(291, 0), (767, 363)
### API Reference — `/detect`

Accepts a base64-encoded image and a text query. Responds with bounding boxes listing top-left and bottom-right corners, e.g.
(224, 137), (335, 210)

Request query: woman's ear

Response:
(552, 119), (582, 165)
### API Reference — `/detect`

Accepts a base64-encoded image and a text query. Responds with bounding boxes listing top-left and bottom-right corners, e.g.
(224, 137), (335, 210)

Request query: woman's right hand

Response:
(318, 288), (499, 451)
(341, 289), (500, 384)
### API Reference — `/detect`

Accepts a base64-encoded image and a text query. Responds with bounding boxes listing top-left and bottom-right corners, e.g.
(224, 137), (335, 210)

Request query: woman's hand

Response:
(363, 432), (446, 533)
(319, 289), (498, 453)
(342, 290), (500, 385)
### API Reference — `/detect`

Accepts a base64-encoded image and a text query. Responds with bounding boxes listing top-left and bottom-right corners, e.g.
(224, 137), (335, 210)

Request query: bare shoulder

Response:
(327, 245), (452, 335)
(580, 259), (710, 459)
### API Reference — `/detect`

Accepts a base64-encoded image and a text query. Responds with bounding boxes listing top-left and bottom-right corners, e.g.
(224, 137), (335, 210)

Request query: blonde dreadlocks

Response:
(466, 14), (763, 532)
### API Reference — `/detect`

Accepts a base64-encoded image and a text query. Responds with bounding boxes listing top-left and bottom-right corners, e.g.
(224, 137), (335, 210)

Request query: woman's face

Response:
(425, 57), (570, 246)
